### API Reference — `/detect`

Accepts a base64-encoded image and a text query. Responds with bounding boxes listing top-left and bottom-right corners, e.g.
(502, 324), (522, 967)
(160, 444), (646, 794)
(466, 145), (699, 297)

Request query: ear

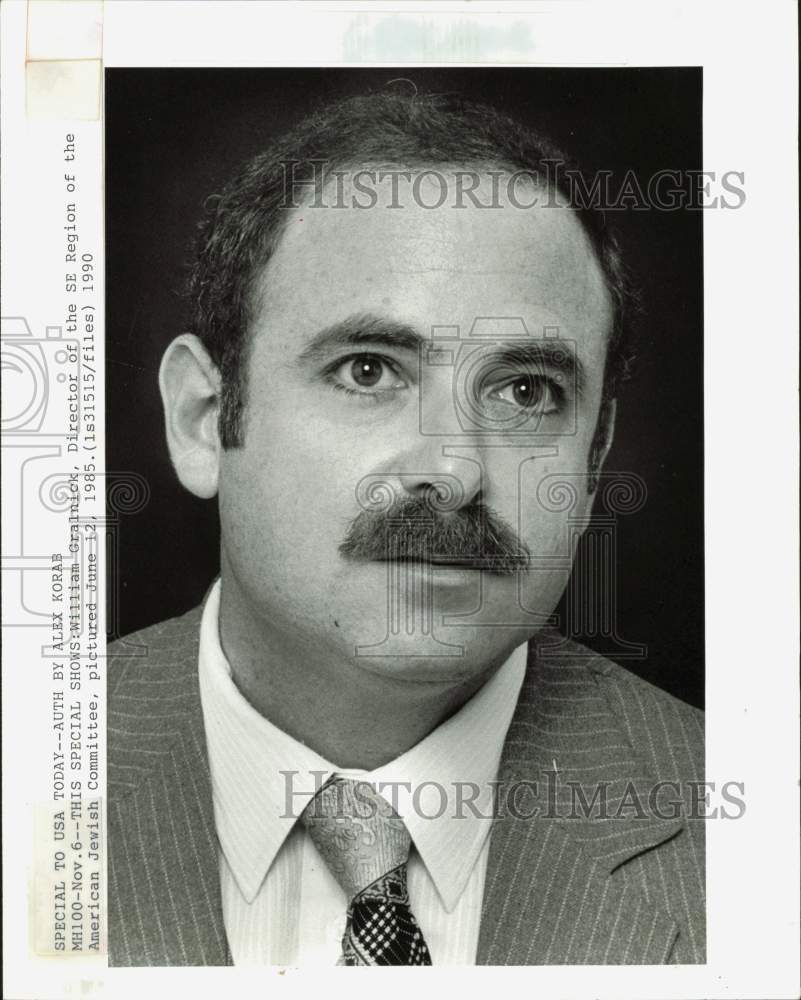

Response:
(588, 397), (617, 493)
(159, 334), (222, 499)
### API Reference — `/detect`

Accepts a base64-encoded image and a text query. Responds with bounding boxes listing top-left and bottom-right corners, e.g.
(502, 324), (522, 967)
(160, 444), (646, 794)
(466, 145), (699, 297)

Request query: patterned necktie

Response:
(300, 777), (432, 966)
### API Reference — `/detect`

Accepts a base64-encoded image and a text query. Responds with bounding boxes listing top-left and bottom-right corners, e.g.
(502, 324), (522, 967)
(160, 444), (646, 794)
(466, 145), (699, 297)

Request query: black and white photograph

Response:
(106, 67), (707, 967)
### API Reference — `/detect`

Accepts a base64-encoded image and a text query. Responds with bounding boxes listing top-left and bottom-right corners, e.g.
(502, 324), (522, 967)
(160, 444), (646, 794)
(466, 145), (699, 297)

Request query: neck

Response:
(217, 576), (502, 770)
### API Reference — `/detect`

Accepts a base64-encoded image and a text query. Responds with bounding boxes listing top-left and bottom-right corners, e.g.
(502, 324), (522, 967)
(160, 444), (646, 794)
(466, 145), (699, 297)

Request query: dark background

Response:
(105, 67), (704, 708)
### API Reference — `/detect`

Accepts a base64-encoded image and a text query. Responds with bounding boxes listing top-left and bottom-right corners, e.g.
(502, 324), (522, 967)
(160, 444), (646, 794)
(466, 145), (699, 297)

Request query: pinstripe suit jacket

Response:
(108, 605), (705, 966)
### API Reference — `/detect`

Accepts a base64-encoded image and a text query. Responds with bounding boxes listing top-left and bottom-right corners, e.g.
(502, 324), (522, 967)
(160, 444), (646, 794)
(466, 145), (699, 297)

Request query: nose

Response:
(391, 436), (484, 513)
(364, 375), (486, 513)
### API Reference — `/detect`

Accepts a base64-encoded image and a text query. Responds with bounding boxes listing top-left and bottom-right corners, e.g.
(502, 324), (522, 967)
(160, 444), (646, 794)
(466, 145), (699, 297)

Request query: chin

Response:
(335, 612), (525, 687)
(347, 646), (489, 685)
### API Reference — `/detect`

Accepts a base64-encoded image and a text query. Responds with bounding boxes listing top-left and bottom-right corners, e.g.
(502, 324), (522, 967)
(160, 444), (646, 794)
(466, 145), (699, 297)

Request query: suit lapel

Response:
(477, 637), (683, 965)
(108, 607), (232, 966)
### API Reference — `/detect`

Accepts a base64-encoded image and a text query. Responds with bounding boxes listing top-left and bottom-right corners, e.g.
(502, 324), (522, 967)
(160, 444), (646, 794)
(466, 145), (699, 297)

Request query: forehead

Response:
(253, 171), (612, 351)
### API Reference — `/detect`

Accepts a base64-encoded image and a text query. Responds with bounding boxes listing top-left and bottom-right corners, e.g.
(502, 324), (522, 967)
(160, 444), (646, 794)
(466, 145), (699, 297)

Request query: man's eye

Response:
(492, 375), (561, 413)
(329, 354), (406, 394)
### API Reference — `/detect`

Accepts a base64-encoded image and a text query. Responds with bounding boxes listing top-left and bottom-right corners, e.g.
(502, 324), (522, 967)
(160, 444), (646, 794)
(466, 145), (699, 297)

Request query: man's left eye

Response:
(492, 375), (560, 412)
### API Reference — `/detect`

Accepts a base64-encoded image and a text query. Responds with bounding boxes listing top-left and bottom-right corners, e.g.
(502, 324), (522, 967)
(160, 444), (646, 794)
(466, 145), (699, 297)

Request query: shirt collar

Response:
(199, 579), (526, 912)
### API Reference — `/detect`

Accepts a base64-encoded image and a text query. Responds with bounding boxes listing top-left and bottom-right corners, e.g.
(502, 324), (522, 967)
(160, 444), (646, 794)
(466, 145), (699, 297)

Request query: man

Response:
(108, 91), (704, 966)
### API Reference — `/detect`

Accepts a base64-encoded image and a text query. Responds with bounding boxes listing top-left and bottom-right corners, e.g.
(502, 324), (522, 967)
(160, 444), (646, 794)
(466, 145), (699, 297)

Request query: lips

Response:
(384, 555), (524, 572)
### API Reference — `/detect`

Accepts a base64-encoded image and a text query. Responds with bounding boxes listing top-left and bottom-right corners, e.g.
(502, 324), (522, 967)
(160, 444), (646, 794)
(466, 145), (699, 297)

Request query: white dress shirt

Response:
(198, 580), (526, 966)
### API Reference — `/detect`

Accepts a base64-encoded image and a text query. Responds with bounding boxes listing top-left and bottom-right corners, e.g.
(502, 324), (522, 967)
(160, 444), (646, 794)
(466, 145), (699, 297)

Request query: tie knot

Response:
(301, 778), (412, 900)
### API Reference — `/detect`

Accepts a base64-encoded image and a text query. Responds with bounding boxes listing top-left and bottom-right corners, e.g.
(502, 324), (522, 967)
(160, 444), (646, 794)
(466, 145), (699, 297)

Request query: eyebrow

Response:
(296, 310), (587, 394)
(296, 313), (425, 364)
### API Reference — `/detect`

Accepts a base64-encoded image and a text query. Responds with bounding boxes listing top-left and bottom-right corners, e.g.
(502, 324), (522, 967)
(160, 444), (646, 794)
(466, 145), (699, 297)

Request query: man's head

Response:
(160, 90), (635, 681)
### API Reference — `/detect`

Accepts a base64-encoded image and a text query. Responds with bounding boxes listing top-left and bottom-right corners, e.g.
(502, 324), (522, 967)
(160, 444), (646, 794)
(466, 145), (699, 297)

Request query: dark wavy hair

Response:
(186, 90), (637, 449)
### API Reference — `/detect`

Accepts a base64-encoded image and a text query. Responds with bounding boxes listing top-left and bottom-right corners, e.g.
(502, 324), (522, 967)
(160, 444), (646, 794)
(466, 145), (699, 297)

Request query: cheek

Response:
(514, 450), (596, 556)
(218, 418), (382, 557)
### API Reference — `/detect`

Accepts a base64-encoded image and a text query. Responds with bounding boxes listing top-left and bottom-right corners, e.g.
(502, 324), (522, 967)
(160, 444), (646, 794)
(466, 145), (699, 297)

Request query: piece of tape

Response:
(26, 1), (103, 120)
(26, 60), (101, 120)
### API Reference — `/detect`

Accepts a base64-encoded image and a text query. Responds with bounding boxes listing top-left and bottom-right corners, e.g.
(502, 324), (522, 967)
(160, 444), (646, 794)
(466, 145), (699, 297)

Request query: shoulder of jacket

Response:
(107, 604), (204, 698)
(536, 634), (704, 773)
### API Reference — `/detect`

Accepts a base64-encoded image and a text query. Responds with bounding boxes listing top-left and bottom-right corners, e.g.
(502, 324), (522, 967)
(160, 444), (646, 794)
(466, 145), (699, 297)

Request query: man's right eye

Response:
(325, 353), (408, 398)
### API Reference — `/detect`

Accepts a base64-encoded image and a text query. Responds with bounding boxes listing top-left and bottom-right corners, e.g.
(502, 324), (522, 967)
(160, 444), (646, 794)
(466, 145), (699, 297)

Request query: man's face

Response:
(218, 172), (612, 681)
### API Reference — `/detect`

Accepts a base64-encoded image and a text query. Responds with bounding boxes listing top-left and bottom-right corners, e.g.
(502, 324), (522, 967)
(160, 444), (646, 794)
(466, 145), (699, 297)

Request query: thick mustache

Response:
(339, 497), (531, 576)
